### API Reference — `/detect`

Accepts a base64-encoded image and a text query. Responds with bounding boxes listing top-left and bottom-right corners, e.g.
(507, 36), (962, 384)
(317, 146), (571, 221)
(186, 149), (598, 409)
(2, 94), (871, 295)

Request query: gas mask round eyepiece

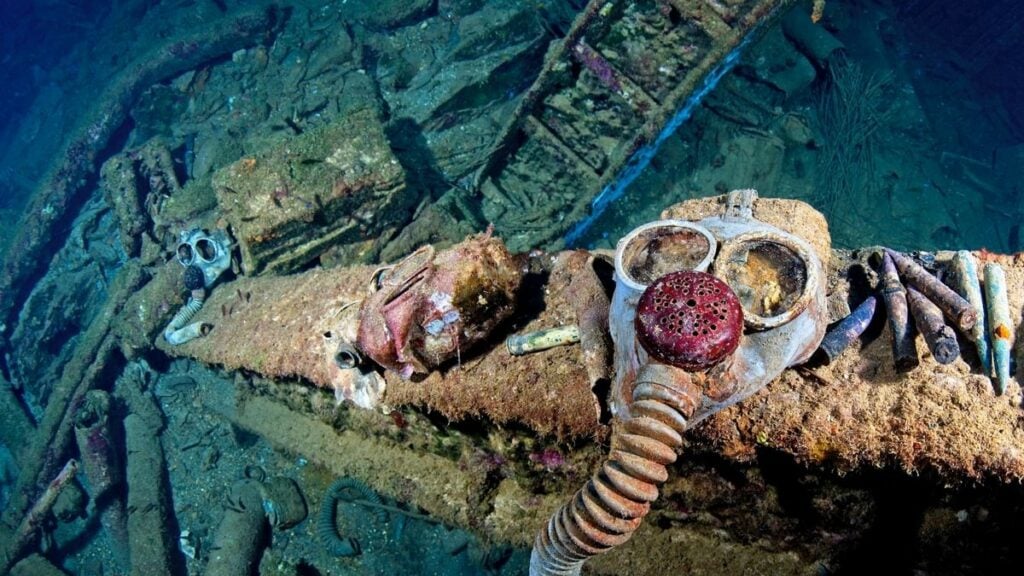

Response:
(714, 231), (818, 330)
(176, 243), (195, 266)
(177, 235), (224, 267)
(194, 237), (220, 263)
(615, 220), (717, 291)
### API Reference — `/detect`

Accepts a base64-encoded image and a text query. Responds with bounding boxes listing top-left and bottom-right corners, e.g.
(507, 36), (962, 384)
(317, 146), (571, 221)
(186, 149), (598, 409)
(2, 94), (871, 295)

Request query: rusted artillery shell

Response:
(880, 253), (918, 371)
(948, 251), (990, 373)
(887, 249), (977, 332)
(983, 263), (1012, 395)
(906, 286), (960, 365)
(818, 296), (877, 364)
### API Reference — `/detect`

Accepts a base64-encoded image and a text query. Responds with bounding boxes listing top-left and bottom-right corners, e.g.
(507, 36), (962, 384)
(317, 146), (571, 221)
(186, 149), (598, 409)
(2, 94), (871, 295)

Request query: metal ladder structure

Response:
(464, 0), (797, 251)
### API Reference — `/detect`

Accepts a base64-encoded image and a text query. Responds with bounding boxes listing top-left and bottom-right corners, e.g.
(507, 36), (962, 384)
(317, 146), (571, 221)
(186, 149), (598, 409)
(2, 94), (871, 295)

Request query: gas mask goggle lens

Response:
(616, 221), (816, 331)
(177, 236), (223, 267)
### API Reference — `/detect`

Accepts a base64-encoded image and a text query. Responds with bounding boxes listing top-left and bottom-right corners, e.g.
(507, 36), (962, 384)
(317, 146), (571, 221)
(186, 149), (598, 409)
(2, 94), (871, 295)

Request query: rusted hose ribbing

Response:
(529, 368), (698, 576)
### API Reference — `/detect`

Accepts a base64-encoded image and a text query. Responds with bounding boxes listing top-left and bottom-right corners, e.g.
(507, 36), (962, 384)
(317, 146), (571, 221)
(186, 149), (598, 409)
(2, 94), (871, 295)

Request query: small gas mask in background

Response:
(176, 228), (233, 288)
(163, 228), (233, 346)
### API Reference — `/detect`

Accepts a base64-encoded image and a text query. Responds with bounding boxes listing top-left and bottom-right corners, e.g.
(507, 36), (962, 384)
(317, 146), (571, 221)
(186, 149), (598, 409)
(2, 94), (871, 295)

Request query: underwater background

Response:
(1, 0), (1024, 575)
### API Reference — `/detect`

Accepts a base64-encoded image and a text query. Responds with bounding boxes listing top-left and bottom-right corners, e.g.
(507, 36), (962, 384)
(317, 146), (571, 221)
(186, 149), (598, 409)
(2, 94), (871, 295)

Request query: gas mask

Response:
(529, 190), (829, 576)
(163, 229), (233, 346)
(175, 228), (233, 288)
(608, 188), (828, 422)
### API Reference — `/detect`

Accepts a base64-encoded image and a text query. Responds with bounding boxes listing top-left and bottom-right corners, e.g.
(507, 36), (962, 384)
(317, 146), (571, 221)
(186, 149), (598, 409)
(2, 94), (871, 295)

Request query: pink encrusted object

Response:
(635, 271), (743, 370)
(572, 41), (622, 94)
(356, 231), (523, 377)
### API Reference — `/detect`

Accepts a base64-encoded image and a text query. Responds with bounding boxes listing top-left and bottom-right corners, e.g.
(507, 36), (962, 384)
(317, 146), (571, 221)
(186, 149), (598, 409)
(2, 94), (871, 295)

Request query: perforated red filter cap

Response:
(635, 270), (743, 370)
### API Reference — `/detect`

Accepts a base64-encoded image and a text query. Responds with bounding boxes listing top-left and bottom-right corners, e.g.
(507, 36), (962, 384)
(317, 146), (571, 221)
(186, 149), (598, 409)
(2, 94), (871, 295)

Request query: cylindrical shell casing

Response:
(948, 250), (989, 374)
(906, 286), (960, 365)
(880, 252), (918, 371)
(887, 249), (977, 332)
(819, 296), (877, 364)
(506, 325), (582, 356)
(983, 263), (1012, 395)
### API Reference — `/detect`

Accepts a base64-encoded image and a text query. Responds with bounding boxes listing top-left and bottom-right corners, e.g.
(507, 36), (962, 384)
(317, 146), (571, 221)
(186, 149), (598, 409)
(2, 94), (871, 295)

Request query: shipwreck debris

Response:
(470, 0), (799, 251)
(213, 107), (410, 275)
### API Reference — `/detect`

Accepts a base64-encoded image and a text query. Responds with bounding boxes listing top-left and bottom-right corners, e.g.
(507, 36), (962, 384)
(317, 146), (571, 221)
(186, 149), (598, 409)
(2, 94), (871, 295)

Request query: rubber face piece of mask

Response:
(175, 228), (232, 288)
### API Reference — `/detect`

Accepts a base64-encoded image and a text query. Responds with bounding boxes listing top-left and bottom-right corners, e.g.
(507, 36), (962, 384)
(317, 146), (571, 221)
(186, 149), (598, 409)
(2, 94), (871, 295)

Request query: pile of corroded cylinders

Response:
(819, 249), (1012, 394)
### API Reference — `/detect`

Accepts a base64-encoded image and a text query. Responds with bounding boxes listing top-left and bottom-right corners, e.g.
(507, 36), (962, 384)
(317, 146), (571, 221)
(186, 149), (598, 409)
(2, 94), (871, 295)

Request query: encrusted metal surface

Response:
(213, 107), (409, 275)
(467, 0), (796, 250)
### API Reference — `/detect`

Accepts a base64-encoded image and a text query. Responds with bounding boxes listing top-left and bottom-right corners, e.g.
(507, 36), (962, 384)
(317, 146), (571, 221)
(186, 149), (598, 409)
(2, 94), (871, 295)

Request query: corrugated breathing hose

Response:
(529, 371), (698, 575)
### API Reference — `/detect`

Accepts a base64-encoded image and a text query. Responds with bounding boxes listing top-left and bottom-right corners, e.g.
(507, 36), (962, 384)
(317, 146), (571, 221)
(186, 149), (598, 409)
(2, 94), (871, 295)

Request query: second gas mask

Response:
(176, 228), (233, 288)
